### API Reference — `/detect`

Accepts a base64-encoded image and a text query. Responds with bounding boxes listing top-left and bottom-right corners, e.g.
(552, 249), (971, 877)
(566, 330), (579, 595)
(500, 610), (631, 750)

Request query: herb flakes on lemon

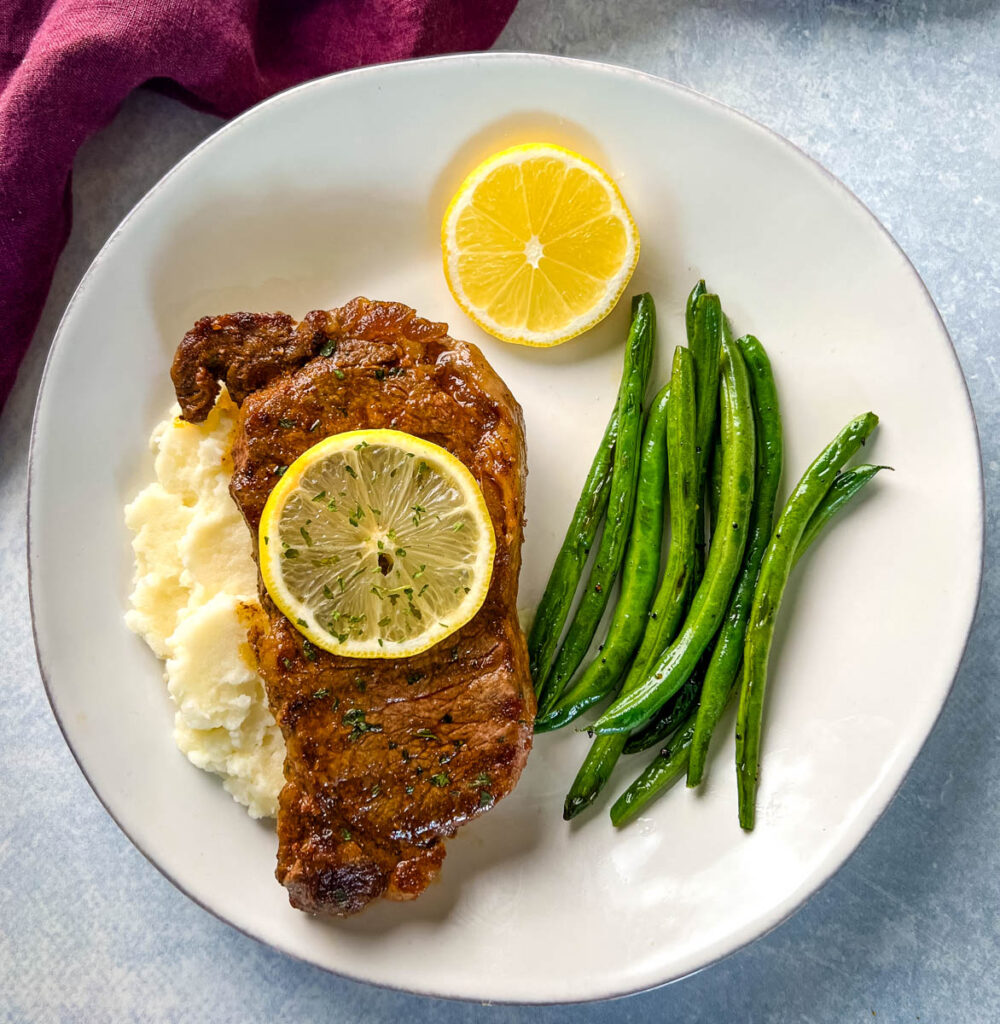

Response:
(442, 142), (639, 347)
(259, 429), (495, 658)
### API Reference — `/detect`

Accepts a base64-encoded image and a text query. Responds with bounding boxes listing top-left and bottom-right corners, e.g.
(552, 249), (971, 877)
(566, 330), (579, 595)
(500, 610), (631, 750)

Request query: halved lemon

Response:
(441, 142), (639, 347)
(258, 429), (495, 658)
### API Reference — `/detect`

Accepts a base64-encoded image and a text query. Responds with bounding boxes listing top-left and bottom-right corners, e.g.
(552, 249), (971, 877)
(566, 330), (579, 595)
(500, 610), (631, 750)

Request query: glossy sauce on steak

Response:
(172, 298), (534, 915)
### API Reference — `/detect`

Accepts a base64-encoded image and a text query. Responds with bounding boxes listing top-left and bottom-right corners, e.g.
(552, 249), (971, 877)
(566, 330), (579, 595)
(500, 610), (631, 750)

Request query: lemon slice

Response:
(258, 429), (496, 658)
(441, 142), (639, 347)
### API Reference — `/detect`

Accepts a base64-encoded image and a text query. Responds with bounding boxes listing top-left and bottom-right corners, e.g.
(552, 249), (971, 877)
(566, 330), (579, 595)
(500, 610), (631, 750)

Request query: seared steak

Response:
(172, 297), (534, 916)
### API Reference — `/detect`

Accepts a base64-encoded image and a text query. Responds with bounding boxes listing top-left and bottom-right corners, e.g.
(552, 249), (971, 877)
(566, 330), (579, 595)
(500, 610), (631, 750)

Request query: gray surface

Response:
(2, 1), (998, 1020)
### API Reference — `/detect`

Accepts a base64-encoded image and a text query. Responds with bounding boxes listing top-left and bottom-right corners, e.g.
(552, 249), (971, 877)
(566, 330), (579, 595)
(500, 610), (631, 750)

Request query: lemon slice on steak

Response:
(259, 429), (495, 658)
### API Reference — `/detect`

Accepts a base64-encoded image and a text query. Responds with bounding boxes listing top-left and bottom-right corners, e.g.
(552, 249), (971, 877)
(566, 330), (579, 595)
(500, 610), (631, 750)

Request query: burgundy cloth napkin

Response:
(0, 0), (518, 410)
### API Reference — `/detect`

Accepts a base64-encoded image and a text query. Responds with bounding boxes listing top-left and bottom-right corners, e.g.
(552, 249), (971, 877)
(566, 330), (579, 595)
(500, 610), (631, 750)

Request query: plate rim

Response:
(26, 50), (986, 1004)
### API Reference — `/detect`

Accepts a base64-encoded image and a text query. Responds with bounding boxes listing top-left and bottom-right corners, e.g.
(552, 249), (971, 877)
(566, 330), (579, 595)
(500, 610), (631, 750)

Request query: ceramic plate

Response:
(29, 54), (983, 1003)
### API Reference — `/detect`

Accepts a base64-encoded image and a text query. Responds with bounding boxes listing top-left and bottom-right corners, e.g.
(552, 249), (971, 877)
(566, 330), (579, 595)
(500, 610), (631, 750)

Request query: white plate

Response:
(29, 54), (983, 1003)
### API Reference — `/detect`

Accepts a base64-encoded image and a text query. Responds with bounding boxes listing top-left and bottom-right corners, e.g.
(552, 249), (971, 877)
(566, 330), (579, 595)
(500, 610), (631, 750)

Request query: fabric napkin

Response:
(0, 0), (518, 410)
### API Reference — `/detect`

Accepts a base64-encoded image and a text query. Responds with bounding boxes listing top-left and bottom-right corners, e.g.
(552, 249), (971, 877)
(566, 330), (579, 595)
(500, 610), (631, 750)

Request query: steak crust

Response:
(173, 297), (534, 916)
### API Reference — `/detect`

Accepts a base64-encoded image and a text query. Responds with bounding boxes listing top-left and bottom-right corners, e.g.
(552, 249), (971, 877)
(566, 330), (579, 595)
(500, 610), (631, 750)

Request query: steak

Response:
(172, 297), (534, 916)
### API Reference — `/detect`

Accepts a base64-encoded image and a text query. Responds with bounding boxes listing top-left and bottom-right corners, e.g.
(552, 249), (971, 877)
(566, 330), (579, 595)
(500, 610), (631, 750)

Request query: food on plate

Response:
(559, 346), (696, 818)
(530, 280), (886, 829)
(526, 407), (617, 696)
(551, 378), (670, 720)
(441, 143), (639, 347)
(612, 418), (885, 829)
(687, 335), (784, 789)
(734, 411), (880, 829)
(125, 390), (284, 819)
(533, 294), (655, 713)
(594, 332), (758, 733)
(257, 428), (495, 659)
(170, 297), (534, 915)
(539, 345), (691, 735)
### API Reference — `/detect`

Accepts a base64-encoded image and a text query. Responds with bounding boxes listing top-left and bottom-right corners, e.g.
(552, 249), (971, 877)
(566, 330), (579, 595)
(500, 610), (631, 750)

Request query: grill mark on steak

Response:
(173, 296), (534, 916)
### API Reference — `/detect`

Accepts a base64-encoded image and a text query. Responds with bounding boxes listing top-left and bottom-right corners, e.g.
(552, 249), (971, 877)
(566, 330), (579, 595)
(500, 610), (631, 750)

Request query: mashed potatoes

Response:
(125, 391), (284, 818)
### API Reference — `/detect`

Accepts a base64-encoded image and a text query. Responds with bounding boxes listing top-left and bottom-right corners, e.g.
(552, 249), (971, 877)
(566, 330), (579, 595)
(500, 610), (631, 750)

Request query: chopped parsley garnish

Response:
(415, 728), (438, 741)
(284, 548), (299, 559)
(278, 418), (296, 429)
(429, 773), (450, 787)
(343, 708), (382, 741)
(333, 368), (345, 380)
(301, 640), (317, 662)
(299, 526), (312, 546)
(319, 339), (337, 357)
(340, 827), (352, 841)
(312, 490), (327, 501)
(344, 464), (357, 478)
(313, 688), (329, 699)
(374, 367), (386, 381)
(274, 465), (288, 477)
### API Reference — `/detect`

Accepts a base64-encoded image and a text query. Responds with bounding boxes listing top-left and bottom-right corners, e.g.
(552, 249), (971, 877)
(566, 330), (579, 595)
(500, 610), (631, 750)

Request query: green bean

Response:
(594, 338), (756, 735)
(708, 432), (723, 536)
(687, 335), (784, 787)
(736, 411), (880, 830)
(561, 347), (695, 816)
(536, 295), (656, 713)
(617, 460), (883, 810)
(692, 294), (724, 477)
(610, 709), (699, 828)
(535, 383), (671, 732)
(622, 667), (703, 755)
(795, 464), (891, 563)
(619, 346), (699, 685)
(690, 293), (724, 582)
(528, 412), (618, 695)
(685, 279), (706, 344)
